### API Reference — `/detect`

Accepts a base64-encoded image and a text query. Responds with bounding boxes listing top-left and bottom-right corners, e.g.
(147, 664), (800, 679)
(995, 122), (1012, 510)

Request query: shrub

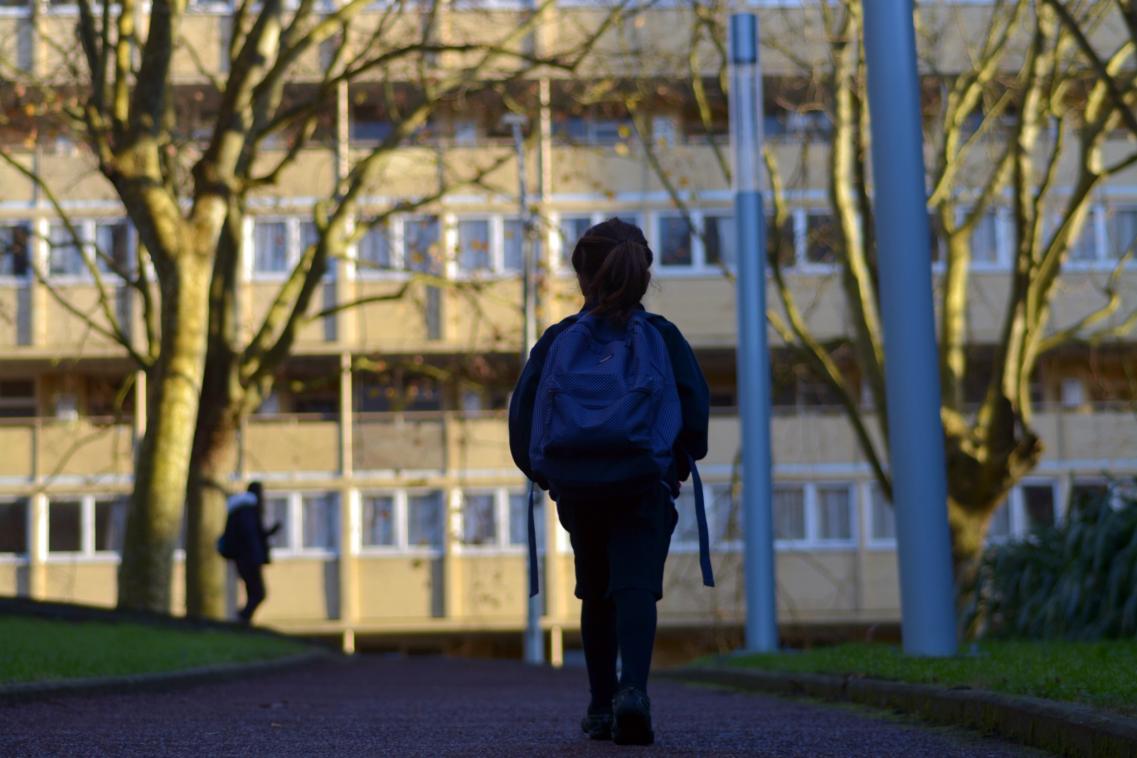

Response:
(965, 482), (1137, 640)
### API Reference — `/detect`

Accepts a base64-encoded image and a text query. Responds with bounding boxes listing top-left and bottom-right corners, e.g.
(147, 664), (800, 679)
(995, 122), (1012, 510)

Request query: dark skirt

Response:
(556, 484), (678, 601)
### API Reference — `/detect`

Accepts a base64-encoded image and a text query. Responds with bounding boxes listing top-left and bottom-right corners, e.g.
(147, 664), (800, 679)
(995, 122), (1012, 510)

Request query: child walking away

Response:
(217, 481), (281, 625)
(509, 218), (712, 746)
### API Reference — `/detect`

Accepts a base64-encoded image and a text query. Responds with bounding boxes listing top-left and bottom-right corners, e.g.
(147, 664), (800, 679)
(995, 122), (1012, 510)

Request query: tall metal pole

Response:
(506, 113), (544, 665)
(729, 13), (778, 653)
(861, 1), (957, 656)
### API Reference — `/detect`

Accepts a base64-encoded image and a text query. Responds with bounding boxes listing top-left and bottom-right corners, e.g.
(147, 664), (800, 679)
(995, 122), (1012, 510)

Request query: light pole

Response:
(504, 112), (544, 665)
(861, 1), (957, 656)
(729, 13), (778, 653)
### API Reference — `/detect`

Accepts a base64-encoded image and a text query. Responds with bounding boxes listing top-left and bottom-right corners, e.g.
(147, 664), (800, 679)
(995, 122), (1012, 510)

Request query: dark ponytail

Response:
(571, 218), (653, 322)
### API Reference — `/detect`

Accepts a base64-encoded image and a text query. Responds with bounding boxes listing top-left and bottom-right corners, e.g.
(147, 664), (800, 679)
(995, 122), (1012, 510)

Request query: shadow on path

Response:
(0, 656), (1048, 756)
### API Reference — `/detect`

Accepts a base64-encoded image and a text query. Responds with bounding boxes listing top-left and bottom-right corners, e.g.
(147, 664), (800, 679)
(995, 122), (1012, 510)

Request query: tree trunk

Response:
(184, 410), (238, 619)
(947, 499), (989, 588)
(184, 342), (242, 619)
(117, 252), (212, 613)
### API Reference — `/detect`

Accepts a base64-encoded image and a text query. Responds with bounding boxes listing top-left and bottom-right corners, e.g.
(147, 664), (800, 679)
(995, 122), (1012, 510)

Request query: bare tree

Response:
(1, 0), (626, 613)
(609, 0), (1137, 590)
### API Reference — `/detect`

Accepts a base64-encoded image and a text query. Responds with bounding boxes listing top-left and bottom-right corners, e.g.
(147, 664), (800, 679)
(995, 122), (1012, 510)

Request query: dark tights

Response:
(580, 589), (657, 711)
(236, 560), (266, 622)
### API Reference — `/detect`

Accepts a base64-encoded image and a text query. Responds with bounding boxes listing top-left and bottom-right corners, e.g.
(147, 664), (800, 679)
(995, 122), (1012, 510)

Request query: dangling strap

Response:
(689, 454), (715, 588)
(527, 480), (540, 598)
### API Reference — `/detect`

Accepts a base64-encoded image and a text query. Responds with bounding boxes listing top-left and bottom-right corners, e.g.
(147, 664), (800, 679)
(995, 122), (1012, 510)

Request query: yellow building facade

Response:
(1, 1), (1136, 658)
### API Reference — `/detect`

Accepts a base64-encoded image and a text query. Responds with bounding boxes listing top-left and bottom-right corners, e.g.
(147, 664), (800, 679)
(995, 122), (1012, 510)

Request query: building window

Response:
(969, 211), (1000, 266)
(773, 482), (857, 548)
(357, 222), (393, 273)
(253, 220), (290, 274)
(93, 497), (127, 554)
(361, 494), (396, 548)
(815, 485), (853, 542)
(1068, 214), (1100, 263)
(93, 220), (133, 276)
(558, 216), (592, 269)
(773, 485), (806, 542)
(264, 495), (291, 549)
(658, 215), (693, 266)
(0, 222), (30, 278)
(460, 492), (497, 546)
(404, 216), (441, 274)
(503, 218), (525, 273)
(407, 490), (444, 548)
(1106, 206), (1137, 260)
(0, 498), (28, 555)
(300, 492), (338, 551)
(48, 499), (83, 553)
(0, 379), (35, 418)
(868, 483), (896, 543)
(987, 498), (1012, 542)
(457, 219), (492, 273)
(1021, 483), (1056, 531)
(987, 480), (1060, 544)
(509, 490), (545, 550)
(48, 222), (87, 278)
(804, 213), (838, 265)
(669, 489), (697, 545)
(703, 215), (735, 267)
(709, 484), (740, 543)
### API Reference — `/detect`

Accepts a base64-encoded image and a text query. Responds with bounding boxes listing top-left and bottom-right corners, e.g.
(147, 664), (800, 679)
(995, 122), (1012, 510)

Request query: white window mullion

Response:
(442, 213), (458, 279)
(448, 488), (463, 552)
(1092, 204), (1108, 265)
(994, 206), (1011, 269)
(1009, 484), (1025, 538)
(792, 209), (806, 268)
(241, 216), (254, 282)
(391, 215), (406, 271)
(82, 495), (95, 556)
(288, 218), (300, 271)
(344, 215), (358, 281)
(347, 489), (361, 556)
(394, 490), (408, 551)
(490, 215), (506, 274)
(690, 209), (706, 270)
(803, 483), (818, 545)
(290, 493), (302, 552)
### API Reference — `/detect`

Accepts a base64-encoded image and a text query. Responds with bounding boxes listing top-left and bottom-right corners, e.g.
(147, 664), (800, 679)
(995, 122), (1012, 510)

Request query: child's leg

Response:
(613, 588), (657, 693)
(580, 595), (619, 711)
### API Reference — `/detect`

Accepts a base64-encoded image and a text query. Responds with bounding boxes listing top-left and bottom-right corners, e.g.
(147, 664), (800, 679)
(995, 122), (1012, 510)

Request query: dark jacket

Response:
(508, 306), (710, 496)
(223, 501), (273, 566)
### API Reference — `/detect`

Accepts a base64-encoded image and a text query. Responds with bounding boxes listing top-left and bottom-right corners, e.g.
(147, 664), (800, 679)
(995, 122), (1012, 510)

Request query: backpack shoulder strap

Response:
(688, 453), (715, 588)
(527, 480), (540, 597)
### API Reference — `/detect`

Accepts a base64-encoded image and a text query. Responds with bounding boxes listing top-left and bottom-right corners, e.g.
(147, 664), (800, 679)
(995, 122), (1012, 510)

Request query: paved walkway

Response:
(0, 656), (1047, 756)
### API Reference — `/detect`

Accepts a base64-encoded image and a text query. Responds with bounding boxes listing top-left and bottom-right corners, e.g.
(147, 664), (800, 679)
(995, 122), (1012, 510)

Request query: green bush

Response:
(966, 482), (1137, 640)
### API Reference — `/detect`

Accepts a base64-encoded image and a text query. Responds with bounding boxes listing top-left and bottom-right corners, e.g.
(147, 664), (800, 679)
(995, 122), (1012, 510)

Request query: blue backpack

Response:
(525, 310), (714, 595)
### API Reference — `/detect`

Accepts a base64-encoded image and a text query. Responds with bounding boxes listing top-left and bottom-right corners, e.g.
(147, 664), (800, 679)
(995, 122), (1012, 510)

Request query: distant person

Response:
(509, 218), (711, 746)
(218, 481), (280, 625)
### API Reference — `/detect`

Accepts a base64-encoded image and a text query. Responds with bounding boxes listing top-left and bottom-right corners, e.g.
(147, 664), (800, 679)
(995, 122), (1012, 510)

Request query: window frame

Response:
(262, 491), (341, 558)
(403, 487), (447, 555)
(772, 481), (858, 551)
(45, 219), (136, 283)
(0, 497), (30, 559)
(355, 215), (403, 280)
(0, 220), (33, 282)
(986, 478), (1062, 545)
(669, 481), (744, 553)
(452, 486), (545, 555)
(45, 494), (127, 562)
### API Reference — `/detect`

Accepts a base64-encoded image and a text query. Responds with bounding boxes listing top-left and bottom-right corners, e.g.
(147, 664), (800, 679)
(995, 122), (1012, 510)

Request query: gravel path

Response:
(0, 656), (1048, 757)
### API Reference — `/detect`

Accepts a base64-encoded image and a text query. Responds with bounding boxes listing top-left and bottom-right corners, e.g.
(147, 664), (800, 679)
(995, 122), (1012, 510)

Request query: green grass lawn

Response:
(717, 640), (1137, 716)
(0, 616), (310, 685)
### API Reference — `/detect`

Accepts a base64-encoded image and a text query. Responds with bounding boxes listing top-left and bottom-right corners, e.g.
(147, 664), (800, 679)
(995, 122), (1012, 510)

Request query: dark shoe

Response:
(612, 687), (653, 746)
(580, 709), (613, 741)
